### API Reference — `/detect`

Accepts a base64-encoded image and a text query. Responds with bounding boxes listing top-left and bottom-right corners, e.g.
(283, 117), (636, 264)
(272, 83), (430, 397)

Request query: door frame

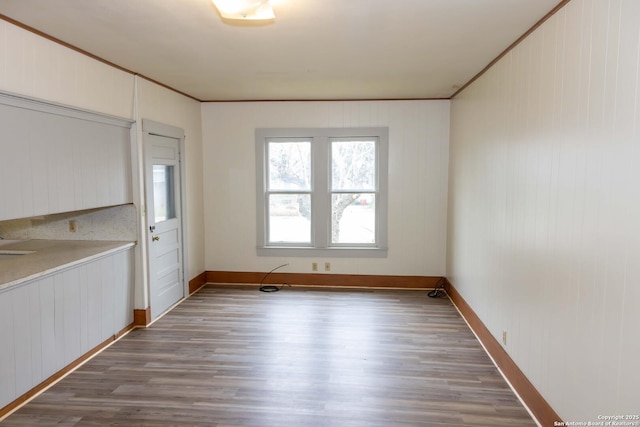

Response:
(141, 119), (189, 319)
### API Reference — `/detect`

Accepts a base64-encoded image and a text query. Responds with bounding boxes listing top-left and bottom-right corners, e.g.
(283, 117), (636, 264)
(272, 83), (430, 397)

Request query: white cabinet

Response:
(0, 247), (134, 409)
(0, 92), (133, 221)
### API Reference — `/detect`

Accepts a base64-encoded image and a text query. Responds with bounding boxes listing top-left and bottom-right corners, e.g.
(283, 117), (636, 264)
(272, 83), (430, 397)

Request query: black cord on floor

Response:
(259, 263), (289, 292)
(427, 277), (447, 298)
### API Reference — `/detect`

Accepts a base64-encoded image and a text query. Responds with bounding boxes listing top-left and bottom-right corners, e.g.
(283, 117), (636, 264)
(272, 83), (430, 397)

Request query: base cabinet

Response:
(0, 248), (134, 410)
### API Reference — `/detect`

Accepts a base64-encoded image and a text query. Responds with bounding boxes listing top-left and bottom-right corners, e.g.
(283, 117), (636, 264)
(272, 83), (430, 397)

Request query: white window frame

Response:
(256, 127), (388, 257)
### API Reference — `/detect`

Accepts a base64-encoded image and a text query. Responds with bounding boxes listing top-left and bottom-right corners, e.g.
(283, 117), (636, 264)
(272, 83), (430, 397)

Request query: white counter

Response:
(0, 239), (135, 292)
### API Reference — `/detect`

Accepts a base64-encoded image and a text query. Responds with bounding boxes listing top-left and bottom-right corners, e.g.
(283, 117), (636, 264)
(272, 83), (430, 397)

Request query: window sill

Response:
(257, 246), (388, 258)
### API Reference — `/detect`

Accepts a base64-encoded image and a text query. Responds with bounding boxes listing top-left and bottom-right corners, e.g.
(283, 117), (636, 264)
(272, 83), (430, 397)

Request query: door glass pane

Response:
(331, 194), (375, 244)
(268, 141), (311, 191)
(268, 194), (311, 243)
(153, 165), (176, 223)
(331, 140), (376, 191)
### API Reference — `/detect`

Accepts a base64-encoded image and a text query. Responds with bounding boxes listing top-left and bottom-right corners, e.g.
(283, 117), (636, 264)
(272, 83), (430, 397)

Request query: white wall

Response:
(0, 20), (134, 119)
(448, 0), (640, 421)
(1, 20), (205, 307)
(136, 78), (205, 283)
(201, 100), (450, 276)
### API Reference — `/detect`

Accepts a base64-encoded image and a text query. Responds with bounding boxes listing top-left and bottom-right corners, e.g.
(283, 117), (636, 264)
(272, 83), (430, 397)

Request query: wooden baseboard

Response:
(0, 327), (131, 420)
(134, 272), (207, 327)
(133, 307), (151, 327)
(206, 271), (443, 289)
(445, 279), (562, 427)
(189, 271), (207, 294)
(116, 322), (135, 338)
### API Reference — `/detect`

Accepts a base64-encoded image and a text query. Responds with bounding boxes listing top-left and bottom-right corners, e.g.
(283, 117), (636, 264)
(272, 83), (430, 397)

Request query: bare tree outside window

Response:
(331, 140), (376, 243)
(268, 142), (310, 191)
(256, 127), (387, 255)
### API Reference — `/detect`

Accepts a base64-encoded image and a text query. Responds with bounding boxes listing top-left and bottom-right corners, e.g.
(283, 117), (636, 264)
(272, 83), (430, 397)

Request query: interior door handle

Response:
(152, 236), (160, 242)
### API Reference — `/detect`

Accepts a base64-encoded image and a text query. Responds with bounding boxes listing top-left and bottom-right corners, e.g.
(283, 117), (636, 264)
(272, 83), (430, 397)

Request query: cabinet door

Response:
(0, 104), (34, 219)
(0, 95), (132, 221)
(0, 248), (134, 409)
(0, 289), (16, 406)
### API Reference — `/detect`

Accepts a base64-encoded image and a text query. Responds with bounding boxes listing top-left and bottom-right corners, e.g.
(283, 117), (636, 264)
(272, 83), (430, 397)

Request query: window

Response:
(256, 127), (388, 257)
(152, 165), (176, 223)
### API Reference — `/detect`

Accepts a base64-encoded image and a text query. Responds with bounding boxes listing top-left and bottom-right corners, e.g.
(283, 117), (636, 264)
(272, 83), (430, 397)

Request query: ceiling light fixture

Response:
(211, 0), (275, 20)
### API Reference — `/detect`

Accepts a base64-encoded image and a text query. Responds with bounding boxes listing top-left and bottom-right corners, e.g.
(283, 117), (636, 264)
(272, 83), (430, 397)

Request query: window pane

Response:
(269, 194), (311, 243)
(331, 194), (375, 244)
(153, 165), (175, 223)
(331, 140), (376, 191)
(268, 141), (311, 191)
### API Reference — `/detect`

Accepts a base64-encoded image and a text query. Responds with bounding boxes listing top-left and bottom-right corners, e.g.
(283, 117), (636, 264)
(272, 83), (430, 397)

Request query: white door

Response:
(145, 133), (184, 320)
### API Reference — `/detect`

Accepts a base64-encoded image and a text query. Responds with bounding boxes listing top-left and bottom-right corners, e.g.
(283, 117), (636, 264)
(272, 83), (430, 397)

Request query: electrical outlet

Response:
(312, 262), (318, 272)
(324, 262), (331, 271)
(69, 220), (77, 233)
(502, 330), (507, 345)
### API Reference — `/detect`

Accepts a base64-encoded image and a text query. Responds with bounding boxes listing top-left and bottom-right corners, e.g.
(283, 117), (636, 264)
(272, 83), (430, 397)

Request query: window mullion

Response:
(313, 136), (329, 248)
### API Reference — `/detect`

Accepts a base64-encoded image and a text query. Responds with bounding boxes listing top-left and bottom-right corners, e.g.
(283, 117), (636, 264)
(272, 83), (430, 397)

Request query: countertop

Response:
(0, 239), (135, 292)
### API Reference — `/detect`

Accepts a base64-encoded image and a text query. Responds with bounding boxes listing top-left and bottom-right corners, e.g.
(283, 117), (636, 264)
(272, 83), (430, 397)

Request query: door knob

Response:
(152, 236), (160, 242)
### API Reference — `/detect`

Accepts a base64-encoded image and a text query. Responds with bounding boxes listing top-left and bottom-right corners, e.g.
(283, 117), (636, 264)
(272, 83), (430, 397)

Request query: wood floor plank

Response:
(0, 286), (537, 426)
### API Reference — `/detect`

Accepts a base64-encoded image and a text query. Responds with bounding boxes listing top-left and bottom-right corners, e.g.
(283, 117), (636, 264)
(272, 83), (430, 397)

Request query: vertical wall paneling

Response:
(99, 255), (116, 344)
(93, 125), (110, 208)
(0, 20), (135, 119)
(0, 248), (134, 411)
(10, 286), (31, 397)
(78, 260), (90, 354)
(52, 273), (66, 372)
(0, 294), (16, 406)
(62, 267), (81, 366)
(201, 100), (450, 276)
(113, 250), (134, 330)
(0, 94), (134, 221)
(12, 111), (34, 218)
(616, 0), (640, 412)
(448, 0), (640, 421)
(85, 260), (103, 351)
(38, 276), (56, 383)
(27, 283), (42, 389)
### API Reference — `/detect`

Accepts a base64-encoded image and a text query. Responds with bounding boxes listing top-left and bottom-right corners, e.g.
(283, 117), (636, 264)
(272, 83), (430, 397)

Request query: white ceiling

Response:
(0, 0), (562, 101)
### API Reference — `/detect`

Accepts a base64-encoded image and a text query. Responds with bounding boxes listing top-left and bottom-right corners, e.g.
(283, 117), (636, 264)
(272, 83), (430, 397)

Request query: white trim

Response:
(0, 90), (132, 128)
(256, 127), (389, 256)
(141, 119), (189, 318)
(142, 119), (185, 139)
(255, 246), (388, 257)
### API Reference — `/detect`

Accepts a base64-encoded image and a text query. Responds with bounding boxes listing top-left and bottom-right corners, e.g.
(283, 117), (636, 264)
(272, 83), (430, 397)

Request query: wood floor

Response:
(1, 285), (537, 427)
